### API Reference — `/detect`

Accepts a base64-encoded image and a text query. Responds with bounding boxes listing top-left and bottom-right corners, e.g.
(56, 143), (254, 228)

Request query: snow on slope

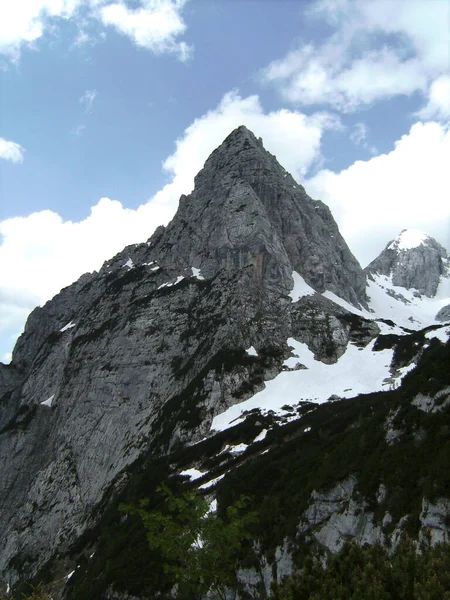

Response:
(322, 274), (450, 331)
(289, 271), (316, 302)
(212, 338), (401, 432)
(366, 273), (450, 330)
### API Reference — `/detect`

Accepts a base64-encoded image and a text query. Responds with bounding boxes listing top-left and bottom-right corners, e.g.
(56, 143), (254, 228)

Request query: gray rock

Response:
(411, 387), (450, 414)
(365, 229), (450, 297)
(0, 126), (373, 586)
(436, 303), (450, 321)
(420, 498), (450, 545)
(298, 477), (384, 553)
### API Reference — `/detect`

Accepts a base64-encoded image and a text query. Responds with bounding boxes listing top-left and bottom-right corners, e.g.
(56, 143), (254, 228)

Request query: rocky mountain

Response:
(0, 126), (449, 599)
(364, 229), (450, 329)
(366, 229), (449, 297)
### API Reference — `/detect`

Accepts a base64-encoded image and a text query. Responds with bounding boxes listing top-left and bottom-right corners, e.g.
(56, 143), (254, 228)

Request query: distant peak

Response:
(387, 229), (430, 252)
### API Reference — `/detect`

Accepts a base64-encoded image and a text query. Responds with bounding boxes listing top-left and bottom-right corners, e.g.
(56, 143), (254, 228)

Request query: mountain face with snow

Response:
(0, 127), (449, 599)
(363, 229), (450, 330)
(365, 229), (449, 298)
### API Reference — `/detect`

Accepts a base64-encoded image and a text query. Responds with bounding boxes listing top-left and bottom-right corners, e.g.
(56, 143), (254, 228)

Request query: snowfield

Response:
(365, 273), (450, 330)
(212, 338), (400, 432)
(322, 273), (450, 332)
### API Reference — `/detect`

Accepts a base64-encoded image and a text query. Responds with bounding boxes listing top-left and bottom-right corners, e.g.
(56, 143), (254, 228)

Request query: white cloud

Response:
(350, 122), (368, 146)
(262, 0), (450, 112)
(0, 137), (25, 163)
(0, 0), (81, 61)
(349, 122), (377, 155)
(306, 120), (450, 266)
(416, 75), (450, 122)
(71, 124), (87, 136)
(0, 0), (191, 62)
(0, 91), (337, 359)
(79, 89), (97, 113)
(99, 0), (192, 60)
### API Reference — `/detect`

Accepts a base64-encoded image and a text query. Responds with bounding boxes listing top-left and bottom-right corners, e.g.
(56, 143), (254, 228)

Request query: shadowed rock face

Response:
(365, 229), (450, 298)
(0, 126), (373, 585)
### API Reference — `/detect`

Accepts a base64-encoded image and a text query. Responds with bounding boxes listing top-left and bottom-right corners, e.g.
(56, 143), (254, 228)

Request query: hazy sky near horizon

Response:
(1, 0), (449, 362)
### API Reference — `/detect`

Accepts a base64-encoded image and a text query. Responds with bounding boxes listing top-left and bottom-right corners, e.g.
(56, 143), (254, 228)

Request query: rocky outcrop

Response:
(420, 498), (450, 545)
(365, 229), (449, 297)
(298, 477), (449, 555)
(436, 303), (450, 322)
(291, 295), (378, 364)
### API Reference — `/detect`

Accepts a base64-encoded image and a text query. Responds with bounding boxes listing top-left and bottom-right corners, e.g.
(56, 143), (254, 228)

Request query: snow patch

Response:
(289, 271), (316, 302)
(388, 229), (429, 251)
(60, 321), (76, 332)
(158, 275), (185, 289)
(212, 338), (401, 432)
(366, 273), (450, 330)
(123, 257), (134, 269)
(191, 267), (205, 280)
(375, 320), (409, 336)
(41, 394), (55, 408)
(322, 291), (364, 316)
(180, 468), (205, 481)
(246, 346), (258, 357)
(254, 429), (267, 442)
(199, 474), (225, 490)
(229, 443), (248, 455)
(425, 326), (450, 344)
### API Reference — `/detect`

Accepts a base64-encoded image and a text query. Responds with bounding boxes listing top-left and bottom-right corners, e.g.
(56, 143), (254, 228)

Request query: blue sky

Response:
(0, 0), (449, 362)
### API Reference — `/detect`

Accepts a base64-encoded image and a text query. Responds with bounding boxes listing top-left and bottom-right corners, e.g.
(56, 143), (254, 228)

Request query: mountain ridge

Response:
(0, 126), (449, 598)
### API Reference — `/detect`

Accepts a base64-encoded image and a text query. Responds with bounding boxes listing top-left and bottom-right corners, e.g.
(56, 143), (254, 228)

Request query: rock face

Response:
(137, 126), (367, 307)
(0, 126), (371, 586)
(436, 303), (450, 322)
(365, 229), (450, 297)
(1, 127), (449, 596)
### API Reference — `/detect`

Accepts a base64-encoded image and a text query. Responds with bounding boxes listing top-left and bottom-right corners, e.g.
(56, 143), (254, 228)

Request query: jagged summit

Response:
(387, 229), (432, 252)
(365, 229), (449, 297)
(138, 125), (368, 307)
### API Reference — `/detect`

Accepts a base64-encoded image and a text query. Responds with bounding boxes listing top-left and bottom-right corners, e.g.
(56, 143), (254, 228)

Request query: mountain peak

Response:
(365, 230), (449, 297)
(151, 127), (368, 307)
(387, 229), (431, 252)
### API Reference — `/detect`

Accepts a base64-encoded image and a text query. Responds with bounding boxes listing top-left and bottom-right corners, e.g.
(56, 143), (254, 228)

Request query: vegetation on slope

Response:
(270, 537), (450, 600)
(10, 338), (450, 599)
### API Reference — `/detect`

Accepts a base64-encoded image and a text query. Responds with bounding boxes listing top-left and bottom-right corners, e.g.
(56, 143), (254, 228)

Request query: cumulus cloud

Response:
(262, 0), (450, 112)
(0, 0), (191, 62)
(416, 75), (450, 122)
(0, 0), (81, 61)
(0, 91), (338, 360)
(99, 0), (192, 60)
(0, 137), (25, 163)
(306, 120), (450, 266)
